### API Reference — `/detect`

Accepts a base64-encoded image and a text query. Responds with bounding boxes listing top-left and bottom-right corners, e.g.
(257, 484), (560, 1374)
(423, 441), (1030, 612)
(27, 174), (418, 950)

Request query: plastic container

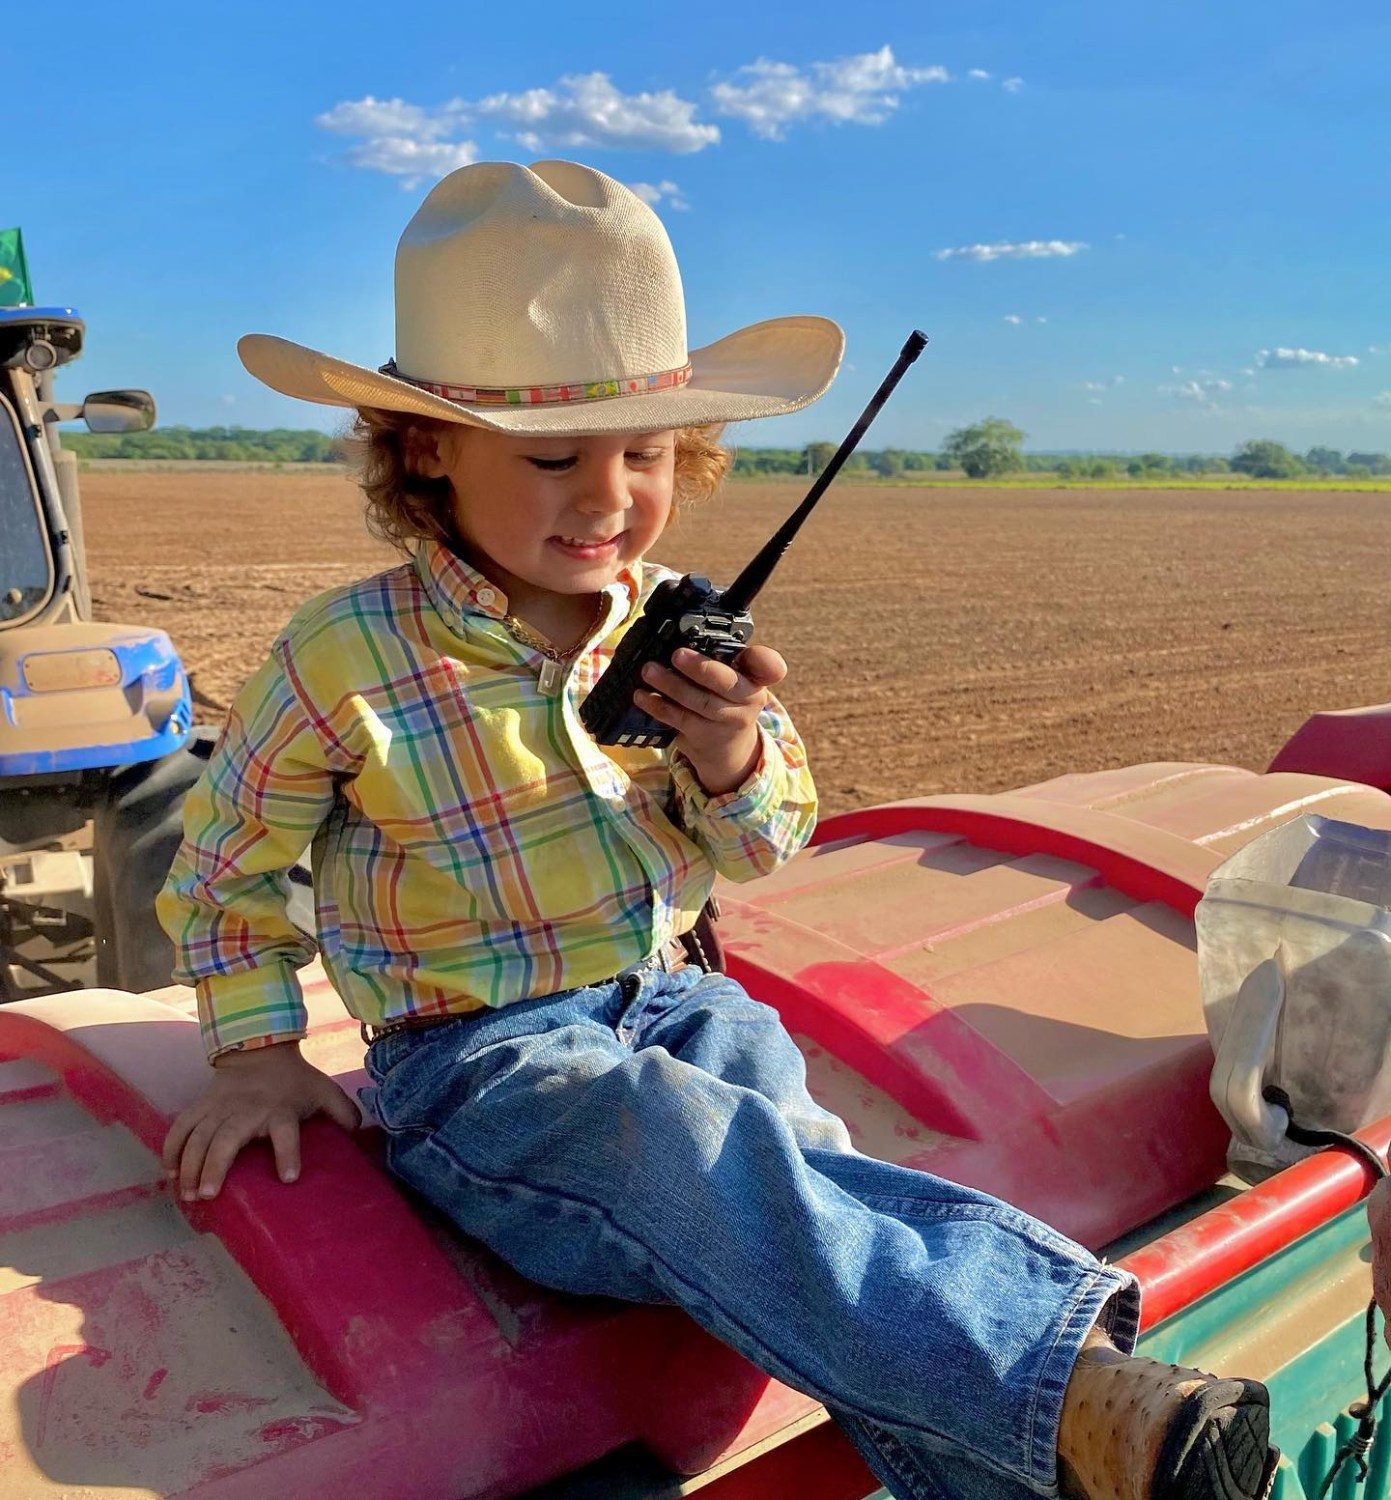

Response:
(1199, 815), (1391, 1178)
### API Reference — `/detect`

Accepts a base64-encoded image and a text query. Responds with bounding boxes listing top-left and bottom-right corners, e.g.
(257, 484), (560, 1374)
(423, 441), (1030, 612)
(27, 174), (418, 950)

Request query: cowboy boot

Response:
(1057, 1335), (1279, 1500)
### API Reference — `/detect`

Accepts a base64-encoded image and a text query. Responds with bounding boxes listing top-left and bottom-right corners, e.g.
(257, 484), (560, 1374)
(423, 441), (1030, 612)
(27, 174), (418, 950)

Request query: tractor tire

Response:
(90, 729), (315, 993)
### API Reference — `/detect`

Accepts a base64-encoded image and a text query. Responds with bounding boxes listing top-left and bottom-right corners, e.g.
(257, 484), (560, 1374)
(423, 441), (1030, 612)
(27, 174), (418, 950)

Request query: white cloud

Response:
(628, 179), (690, 211)
(1082, 375), (1124, 393)
(710, 45), (949, 140)
(318, 75), (717, 184)
(1002, 313), (1023, 324)
(475, 73), (718, 153)
(1256, 346), (1359, 370)
(220, 394), (236, 406)
(934, 239), (1087, 263)
(316, 96), (448, 139)
(1374, 391), (1391, 407)
(1036, 315), (1048, 323)
(1002, 77), (1025, 93)
(1162, 377), (1233, 403)
(316, 96), (480, 184)
(1369, 345), (1390, 355)
(345, 136), (480, 183)
(968, 68), (992, 81)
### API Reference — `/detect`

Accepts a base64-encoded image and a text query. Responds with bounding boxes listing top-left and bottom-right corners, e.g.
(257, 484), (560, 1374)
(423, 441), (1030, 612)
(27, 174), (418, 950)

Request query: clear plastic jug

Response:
(1198, 814), (1391, 1180)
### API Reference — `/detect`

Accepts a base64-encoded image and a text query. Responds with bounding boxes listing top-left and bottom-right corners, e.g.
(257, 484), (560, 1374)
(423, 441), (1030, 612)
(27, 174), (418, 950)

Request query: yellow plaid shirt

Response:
(159, 540), (818, 1060)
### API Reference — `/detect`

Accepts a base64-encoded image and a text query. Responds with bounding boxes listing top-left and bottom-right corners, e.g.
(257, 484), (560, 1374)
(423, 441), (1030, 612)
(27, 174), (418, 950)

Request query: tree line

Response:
(66, 425), (341, 463)
(63, 422), (1391, 481)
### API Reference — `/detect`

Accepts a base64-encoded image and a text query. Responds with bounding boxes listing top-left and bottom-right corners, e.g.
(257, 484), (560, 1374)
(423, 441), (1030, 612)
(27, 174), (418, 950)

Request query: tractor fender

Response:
(1268, 703), (1391, 792)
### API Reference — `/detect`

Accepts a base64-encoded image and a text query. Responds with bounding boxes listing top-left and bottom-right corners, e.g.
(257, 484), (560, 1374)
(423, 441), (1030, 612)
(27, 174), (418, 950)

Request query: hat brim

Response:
(237, 315), (844, 436)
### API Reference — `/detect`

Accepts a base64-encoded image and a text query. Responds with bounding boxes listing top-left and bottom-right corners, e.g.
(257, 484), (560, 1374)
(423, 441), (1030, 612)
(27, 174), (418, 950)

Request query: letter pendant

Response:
(538, 660), (564, 695)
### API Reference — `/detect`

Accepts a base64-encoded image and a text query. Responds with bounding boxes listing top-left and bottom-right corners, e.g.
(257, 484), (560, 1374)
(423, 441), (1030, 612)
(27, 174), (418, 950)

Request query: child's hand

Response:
(637, 644), (786, 796)
(162, 1042), (360, 1202)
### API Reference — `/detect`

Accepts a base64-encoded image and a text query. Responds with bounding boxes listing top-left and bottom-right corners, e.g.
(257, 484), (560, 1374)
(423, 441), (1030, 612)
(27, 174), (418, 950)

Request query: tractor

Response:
(0, 305), (213, 998)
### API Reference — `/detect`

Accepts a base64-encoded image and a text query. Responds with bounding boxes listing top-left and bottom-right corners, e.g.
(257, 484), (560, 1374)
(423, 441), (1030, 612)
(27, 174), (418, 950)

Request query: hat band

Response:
(380, 359), (693, 408)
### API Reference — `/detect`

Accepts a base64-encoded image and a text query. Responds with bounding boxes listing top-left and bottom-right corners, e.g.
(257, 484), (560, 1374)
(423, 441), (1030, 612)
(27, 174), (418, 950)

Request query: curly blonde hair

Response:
(343, 408), (731, 554)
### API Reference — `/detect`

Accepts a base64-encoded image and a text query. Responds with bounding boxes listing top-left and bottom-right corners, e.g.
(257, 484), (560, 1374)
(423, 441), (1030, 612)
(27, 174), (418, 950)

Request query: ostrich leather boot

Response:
(1057, 1334), (1278, 1500)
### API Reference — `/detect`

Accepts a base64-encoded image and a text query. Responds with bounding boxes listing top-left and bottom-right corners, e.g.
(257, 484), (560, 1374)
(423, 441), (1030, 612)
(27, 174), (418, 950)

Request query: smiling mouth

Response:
(552, 534), (620, 550)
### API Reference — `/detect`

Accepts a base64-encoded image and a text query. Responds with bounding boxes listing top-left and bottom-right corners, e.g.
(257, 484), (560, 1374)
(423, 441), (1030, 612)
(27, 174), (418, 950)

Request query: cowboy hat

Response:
(239, 159), (844, 436)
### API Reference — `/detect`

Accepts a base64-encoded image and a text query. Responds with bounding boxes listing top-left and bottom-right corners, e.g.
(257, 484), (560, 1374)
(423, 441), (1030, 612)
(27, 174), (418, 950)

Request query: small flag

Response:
(0, 229), (33, 308)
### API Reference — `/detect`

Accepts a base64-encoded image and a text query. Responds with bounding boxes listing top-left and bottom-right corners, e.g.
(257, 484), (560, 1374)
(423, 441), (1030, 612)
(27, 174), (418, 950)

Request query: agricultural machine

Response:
(4, 309), (1391, 1494)
(0, 306), (219, 999)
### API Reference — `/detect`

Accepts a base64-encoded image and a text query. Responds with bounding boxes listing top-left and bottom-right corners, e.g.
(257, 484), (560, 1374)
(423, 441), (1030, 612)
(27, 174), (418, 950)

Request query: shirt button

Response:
(475, 587), (496, 607)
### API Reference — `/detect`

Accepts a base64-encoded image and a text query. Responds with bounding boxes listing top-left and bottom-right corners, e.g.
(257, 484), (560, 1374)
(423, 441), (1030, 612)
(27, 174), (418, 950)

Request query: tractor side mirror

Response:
(82, 389), (156, 434)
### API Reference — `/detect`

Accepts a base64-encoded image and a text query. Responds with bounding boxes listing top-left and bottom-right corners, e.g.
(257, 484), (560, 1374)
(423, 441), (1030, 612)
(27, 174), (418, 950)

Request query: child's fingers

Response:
(196, 1117), (262, 1199)
(634, 688), (692, 734)
(177, 1117), (220, 1200)
(733, 644), (787, 689)
(640, 668), (751, 726)
(665, 649), (762, 703)
(645, 654), (768, 715)
(268, 1116), (302, 1184)
(163, 1106), (201, 1174)
(320, 1081), (363, 1132)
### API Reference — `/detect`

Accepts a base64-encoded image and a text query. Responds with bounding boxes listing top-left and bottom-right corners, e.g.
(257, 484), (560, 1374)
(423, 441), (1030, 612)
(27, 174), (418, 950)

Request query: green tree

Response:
(869, 448), (906, 478)
(942, 418), (1026, 479)
(1347, 451), (1391, 475)
(1231, 440), (1305, 479)
(1304, 446), (1345, 475)
(803, 441), (837, 475)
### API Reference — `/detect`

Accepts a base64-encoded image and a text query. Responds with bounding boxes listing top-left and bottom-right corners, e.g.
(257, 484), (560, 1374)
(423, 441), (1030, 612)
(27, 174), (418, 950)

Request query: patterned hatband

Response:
(379, 359), (694, 407)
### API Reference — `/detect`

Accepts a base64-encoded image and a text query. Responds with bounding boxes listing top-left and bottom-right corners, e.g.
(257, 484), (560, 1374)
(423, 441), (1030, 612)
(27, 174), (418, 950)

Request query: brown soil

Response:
(81, 470), (1391, 814)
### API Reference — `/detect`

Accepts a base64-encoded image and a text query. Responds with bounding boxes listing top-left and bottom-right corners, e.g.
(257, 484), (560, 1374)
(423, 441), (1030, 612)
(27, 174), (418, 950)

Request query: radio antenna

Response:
(720, 329), (927, 614)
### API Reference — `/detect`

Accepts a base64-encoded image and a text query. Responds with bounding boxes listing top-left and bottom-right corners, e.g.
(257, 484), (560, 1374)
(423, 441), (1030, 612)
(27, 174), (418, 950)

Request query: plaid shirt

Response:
(159, 540), (817, 1060)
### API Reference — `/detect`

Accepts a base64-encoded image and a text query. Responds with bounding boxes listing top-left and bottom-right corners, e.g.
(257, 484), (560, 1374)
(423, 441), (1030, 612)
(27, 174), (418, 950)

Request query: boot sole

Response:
(1154, 1378), (1280, 1500)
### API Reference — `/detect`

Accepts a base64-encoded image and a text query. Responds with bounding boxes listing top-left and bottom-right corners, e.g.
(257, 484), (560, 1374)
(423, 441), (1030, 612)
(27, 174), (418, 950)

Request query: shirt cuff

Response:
(671, 729), (782, 832)
(196, 963), (310, 1062)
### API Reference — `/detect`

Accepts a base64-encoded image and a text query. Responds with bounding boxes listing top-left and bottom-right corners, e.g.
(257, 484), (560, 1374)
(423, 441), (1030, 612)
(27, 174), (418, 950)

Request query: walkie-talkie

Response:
(581, 330), (928, 748)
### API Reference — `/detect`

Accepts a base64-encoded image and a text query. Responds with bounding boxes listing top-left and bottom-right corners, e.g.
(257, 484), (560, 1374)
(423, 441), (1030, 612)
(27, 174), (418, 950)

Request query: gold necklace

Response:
(504, 593), (607, 695)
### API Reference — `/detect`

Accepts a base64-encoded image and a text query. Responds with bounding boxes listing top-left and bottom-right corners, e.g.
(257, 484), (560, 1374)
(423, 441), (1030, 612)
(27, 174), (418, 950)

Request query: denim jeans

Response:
(361, 966), (1141, 1500)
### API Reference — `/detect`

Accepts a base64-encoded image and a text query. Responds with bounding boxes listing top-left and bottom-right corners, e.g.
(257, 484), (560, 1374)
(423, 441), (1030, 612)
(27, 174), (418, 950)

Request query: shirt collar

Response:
(413, 538), (642, 632)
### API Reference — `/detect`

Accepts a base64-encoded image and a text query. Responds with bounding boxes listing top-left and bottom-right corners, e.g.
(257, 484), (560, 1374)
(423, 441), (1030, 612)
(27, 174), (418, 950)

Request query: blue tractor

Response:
(0, 307), (214, 997)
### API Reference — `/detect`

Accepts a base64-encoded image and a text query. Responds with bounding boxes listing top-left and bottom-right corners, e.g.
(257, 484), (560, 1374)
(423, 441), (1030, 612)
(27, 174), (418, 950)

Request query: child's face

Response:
(425, 426), (676, 605)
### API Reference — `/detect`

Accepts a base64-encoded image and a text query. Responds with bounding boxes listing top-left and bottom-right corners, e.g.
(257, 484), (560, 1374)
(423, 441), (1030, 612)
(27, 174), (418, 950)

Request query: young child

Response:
(159, 160), (1276, 1500)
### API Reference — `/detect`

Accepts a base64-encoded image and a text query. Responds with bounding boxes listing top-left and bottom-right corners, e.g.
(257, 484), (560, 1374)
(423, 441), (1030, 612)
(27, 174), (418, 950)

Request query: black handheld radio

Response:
(580, 329), (928, 748)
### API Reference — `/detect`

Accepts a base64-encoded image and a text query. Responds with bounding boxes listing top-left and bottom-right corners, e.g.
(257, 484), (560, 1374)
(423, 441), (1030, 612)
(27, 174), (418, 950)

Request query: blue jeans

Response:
(361, 966), (1141, 1500)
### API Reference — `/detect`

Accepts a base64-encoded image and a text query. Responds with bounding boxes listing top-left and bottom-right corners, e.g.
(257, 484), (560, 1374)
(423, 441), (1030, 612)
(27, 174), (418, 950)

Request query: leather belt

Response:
(361, 936), (693, 1045)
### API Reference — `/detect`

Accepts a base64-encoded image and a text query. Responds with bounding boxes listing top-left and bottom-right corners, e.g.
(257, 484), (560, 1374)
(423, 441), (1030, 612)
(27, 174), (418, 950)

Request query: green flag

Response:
(0, 228), (33, 308)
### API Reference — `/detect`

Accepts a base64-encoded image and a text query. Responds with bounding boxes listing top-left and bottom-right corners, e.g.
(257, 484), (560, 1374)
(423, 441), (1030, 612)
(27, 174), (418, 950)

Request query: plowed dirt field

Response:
(82, 469), (1391, 813)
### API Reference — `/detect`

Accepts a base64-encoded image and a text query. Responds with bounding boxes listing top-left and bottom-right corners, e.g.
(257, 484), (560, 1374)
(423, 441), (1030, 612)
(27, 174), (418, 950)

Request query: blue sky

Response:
(11, 1), (1391, 453)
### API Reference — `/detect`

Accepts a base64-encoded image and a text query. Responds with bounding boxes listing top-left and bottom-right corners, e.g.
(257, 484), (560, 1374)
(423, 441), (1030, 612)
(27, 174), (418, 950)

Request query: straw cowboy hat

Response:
(239, 159), (844, 436)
